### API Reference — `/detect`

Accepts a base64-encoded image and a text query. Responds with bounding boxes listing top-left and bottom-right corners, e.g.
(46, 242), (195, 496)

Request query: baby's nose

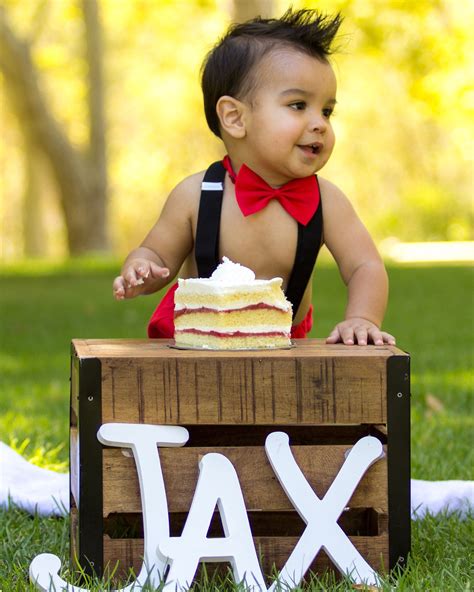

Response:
(311, 116), (327, 133)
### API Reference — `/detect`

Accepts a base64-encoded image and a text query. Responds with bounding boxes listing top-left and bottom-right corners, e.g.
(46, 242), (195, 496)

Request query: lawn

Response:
(0, 260), (472, 590)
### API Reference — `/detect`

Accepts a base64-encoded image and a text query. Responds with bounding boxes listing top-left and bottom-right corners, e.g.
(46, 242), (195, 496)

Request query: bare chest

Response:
(182, 180), (314, 323)
(189, 184), (298, 288)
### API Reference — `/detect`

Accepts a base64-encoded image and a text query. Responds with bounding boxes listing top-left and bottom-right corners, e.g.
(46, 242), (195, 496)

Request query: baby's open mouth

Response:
(298, 143), (322, 155)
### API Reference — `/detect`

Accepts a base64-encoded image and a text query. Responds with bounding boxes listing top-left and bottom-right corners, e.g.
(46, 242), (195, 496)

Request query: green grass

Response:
(1, 506), (472, 591)
(0, 261), (473, 589)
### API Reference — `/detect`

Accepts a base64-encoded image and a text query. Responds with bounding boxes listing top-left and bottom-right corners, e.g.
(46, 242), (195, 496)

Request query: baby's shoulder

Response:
(163, 170), (206, 215)
(170, 170), (206, 200)
(318, 176), (348, 204)
(317, 176), (355, 216)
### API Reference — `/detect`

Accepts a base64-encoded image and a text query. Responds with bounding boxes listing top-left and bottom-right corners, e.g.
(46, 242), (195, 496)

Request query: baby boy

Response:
(113, 8), (395, 347)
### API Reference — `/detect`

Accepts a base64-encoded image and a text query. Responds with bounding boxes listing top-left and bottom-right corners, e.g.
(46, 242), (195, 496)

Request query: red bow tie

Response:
(222, 156), (319, 226)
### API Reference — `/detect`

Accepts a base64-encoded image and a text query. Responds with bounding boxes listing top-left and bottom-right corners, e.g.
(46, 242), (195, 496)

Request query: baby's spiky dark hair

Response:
(201, 8), (343, 137)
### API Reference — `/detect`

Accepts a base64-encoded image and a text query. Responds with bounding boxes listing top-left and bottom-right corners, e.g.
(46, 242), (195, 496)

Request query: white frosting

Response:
(210, 257), (255, 284)
(178, 257), (285, 290)
(177, 279), (282, 291)
(175, 257), (292, 318)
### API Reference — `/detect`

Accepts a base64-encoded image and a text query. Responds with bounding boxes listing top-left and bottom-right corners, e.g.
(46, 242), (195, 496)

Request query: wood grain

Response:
(99, 355), (388, 425)
(102, 445), (387, 515)
(102, 534), (389, 580)
(73, 338), (407, 359)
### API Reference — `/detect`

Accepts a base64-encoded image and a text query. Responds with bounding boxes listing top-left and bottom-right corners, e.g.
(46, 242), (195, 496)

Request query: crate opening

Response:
(180, 424), (387, 446)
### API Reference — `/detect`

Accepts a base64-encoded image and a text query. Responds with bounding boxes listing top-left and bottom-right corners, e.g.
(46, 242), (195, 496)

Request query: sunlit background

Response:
(1, 0), (473, 262)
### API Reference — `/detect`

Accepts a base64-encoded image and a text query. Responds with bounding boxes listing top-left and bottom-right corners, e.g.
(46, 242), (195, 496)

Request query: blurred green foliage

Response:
(0, 0), (472, 259)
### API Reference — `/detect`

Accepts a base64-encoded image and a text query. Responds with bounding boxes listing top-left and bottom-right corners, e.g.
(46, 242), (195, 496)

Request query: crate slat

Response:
(103, 444), (387, 515)
(101, 355), (388, 425)
(73, 338), (405, 359)
(102, 534), (390, 579)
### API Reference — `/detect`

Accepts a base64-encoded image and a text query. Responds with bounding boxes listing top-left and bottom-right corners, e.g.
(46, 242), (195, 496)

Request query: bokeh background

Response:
(1, 0), (472, 262)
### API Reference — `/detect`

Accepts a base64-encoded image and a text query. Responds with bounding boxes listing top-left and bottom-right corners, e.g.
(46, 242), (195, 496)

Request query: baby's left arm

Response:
(320, 178), (396, 346)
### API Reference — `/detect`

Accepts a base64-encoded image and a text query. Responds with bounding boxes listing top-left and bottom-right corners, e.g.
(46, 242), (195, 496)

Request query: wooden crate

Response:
(70, 338), (410, 581)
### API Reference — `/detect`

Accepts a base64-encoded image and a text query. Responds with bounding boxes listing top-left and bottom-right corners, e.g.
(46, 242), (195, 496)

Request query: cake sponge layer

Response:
(175, 307), (291, 330)
(174, 330), (291, 350)
(175, 278), (291, 312)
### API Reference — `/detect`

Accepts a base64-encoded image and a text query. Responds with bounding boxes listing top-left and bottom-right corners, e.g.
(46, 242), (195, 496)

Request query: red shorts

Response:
(148, 282), (313, 339)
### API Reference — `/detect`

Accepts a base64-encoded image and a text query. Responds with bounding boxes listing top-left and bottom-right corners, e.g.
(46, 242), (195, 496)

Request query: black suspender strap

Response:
(285, 177), (323, 320)
(195, 161), (227, 278)
(195, 162), (323, 319)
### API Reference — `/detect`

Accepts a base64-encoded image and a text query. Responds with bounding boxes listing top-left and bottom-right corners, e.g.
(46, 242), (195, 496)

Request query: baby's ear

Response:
(216, 96), (246, 139)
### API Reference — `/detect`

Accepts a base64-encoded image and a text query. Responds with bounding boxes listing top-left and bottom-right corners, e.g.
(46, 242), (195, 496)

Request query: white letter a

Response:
(159, 453), (267, 592)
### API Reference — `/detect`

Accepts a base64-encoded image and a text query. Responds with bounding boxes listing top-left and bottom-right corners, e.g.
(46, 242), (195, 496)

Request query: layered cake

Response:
(174, 257), (292, 349)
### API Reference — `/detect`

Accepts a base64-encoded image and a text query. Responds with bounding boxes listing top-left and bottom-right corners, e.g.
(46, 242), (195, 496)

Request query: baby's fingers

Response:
(135, 265), (150, 283)
(123, 267), (141, 288)
(381, 331), (396, 345)
(367, 327), (396, 346)
(327, 326), (356, 345)
(113, 276), (127, 300)
(148, 262), (170, 279)
(326, 327), (342, 344)
(366, 326), (384, 346)
(339, 325), (358, 345)
(355, 327), (371, 346)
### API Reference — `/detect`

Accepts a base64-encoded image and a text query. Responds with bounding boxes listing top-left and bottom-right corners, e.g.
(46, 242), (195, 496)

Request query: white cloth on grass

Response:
(1, 441), (472, 519)
(411, 478), (474, 519)
(0, 442), (69, 516)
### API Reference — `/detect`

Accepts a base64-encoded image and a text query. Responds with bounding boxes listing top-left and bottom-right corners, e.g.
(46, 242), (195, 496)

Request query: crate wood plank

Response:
(102, 534), (389, 579)
(100, 356), (388, 425)
(73, 338), (407, 359)
(254, 534), (389, 574)
(102, 445), (387, 515)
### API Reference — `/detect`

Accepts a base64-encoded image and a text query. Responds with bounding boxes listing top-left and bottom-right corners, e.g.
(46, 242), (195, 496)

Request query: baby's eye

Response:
(289, 101), (306, 111)
(322, 107), (334, 119)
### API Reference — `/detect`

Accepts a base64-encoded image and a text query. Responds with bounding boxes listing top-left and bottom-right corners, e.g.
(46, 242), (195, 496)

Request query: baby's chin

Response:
(291, 163), (322, 178)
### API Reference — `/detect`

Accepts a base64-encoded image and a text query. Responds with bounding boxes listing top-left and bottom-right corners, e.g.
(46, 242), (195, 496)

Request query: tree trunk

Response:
(0, 4), (109, 256)
(82, 0), (108, 253)
(22, 141), (46, 257)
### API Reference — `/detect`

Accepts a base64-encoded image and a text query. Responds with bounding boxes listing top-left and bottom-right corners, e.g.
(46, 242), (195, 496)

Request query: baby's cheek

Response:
(275, 134), (294, 152)
(327, 130), (336, 151)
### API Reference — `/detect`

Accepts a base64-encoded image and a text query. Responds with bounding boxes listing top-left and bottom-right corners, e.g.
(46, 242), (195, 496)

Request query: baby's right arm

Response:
(113, 173), (202, 300)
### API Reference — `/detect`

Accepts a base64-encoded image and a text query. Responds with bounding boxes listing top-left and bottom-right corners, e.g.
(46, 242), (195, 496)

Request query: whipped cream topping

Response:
(210, 257), (256, 284)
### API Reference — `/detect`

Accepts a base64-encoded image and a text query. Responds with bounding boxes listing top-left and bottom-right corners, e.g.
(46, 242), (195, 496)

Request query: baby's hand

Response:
(326, 317), (396, 346)
(113, 259), (170, 300)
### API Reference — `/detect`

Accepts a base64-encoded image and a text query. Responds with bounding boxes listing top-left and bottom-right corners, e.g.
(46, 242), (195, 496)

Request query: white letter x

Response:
(266, 433), (384, 589)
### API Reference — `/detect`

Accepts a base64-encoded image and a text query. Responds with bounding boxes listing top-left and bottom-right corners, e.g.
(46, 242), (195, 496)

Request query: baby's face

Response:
(240, 49), (337, 186)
